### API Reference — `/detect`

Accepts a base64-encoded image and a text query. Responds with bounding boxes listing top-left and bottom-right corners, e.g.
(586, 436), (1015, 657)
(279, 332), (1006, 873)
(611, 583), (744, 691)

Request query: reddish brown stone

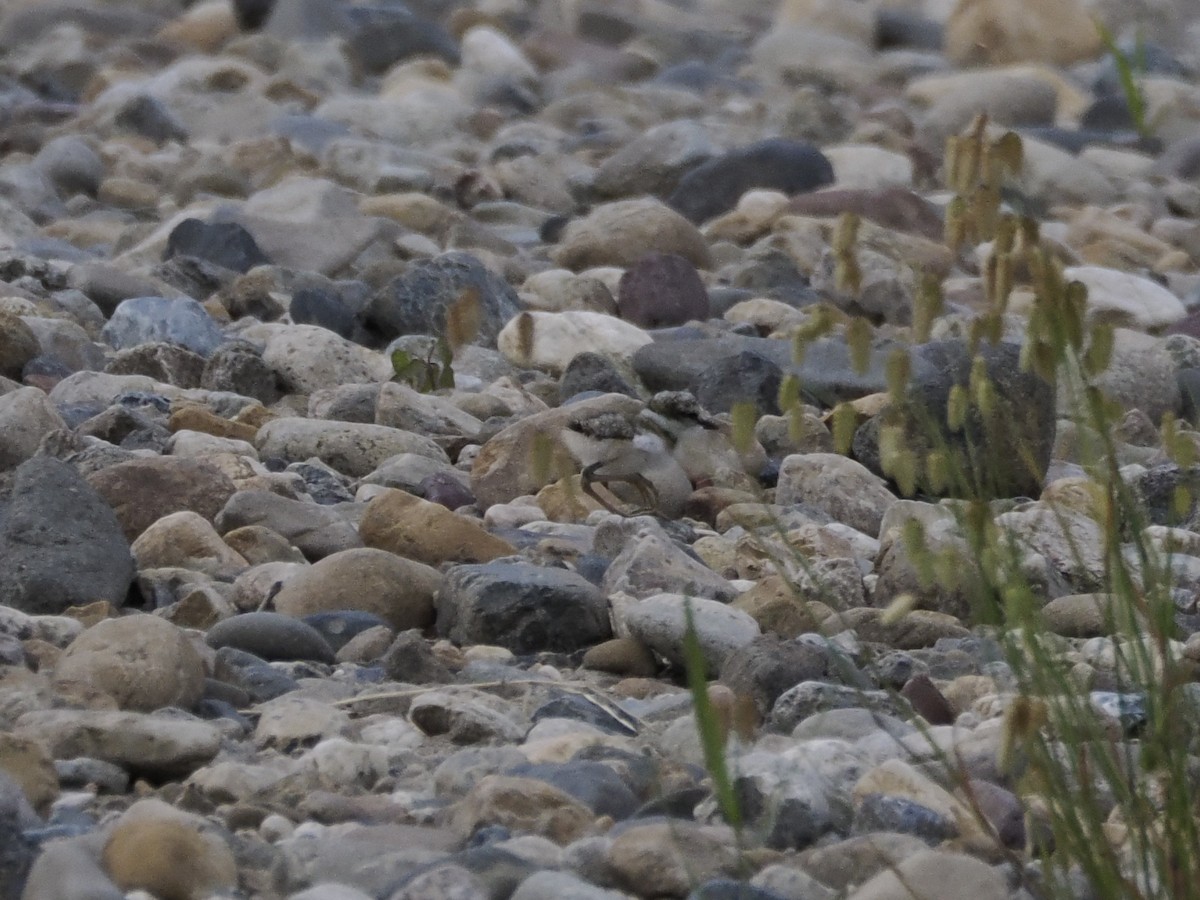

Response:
(788, 187), (944, 240)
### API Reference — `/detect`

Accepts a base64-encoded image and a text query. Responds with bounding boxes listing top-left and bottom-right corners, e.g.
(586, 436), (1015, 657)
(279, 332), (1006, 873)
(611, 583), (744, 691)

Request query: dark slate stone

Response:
(852, 794), (956, 844)
(667, 139), (835, 224)
(105, 342), (206, 388)
(1029, 126), (1161, 157)
(165, 218), (271, 274)
(688, 879), (789, 900)
(1180, 368), (1200, 426)
(559, 351), (638, 402)
(419, 472), (476, 510)
(652, 60), (754, 94)
(719, 635), (827, 714)
(900, 673), (954, 725)
(853, 340), (1055, 500)
(632, 335), (893, 406)
(195, 697), (253, 732)
(303, 610), (392, 653)
(1092, 40), (1189, 96)
(361, 252), (522, 348)
(875, 9), (943, 50)
(113, 94), (188, 144)
(346, 10), (459, 74)
(54, 758), (128, 795)
(507, 760), (640, 819)
(632, 785), (709, 820)
(530, 693), (638, 736)
(436, 847), (537, 900)
(735, 773), (831, 850)
(22, 355), (73, 384)
(788, 187), (944, 241)
(0, 773), (34, 900)
(206, 612), (336, 664)
(0, 456), (134, 615)
(539, 215), (569, 243)
(201, 340), (281, 406)
(966, 779), (1026, 849)
(574, 553), (610, 586)
(233, 0), (275, 30)
(1156, 133), (1200, 181)
(290, 287), (357, 339)
(728, 249), (820, 306)
(101, 295), (225, 358)
(270, 114), (352, 156)
(380, 629), (454, 684)
(1078, 95), (1138, 134)
(694, 350), (782, 416)
(75, 404), (170, 452)
(436, 562), (611, 654)
(1167, 307), (1200, 340)
(767, 682), (899, 735)
(153, 257), (238, 305)
(618, 253), (710, 328)
(211, 646), (299, 703)
(0, 633), (24, 668)
(286, 461), (355, 505)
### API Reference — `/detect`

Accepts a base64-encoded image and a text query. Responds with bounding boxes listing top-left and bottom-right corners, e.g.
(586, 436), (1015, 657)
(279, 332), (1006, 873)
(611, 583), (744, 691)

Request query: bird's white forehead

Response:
(632, 431), (668, 454)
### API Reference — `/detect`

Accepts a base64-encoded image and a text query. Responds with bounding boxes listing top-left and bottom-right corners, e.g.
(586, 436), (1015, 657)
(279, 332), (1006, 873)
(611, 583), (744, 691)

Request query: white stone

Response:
(824, 144), (914, 189)
(0, 387), (67, 470)
(167, 430), (258, 459)
(616, 593), (760, 674)
(497, 310), (652, 374)
(1064, 265), (1187, 330)
(256, 324), (393, 395)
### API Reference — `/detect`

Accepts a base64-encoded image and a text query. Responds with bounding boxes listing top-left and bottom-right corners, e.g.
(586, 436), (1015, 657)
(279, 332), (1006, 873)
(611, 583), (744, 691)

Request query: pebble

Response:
(52, 614), (205, 712)
(1, 0), (1197, 896)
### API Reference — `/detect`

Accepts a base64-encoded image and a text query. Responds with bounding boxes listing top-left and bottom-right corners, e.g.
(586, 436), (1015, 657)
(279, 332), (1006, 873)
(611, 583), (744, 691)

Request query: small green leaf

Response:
(831, 403), (858, 455)
(778, 374), (801, 412)
(391, 349), (414, 377)
(730, 402), (757, 455)
(682, 600), (742, 831)
(531, 431), (554, 486)
(846, 317), (871, 376)
(885, 349), (911, 399)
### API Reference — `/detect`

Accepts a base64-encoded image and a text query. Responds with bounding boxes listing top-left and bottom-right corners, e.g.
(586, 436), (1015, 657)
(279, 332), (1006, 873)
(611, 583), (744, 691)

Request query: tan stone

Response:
(132, 510), (249, 578)
(450, 775), (594, 844)
(104, 799), (237, 900)
(272, 547), (442, 630)
(775, 0), (874, 43)
(87, 456), (238, 542)
(359, 192), (458, 235)
(553, 198), (713, 270)
(0, 733), (58, 816)
(847, 848), (1007, 900)
(535, 476), (605, 523)
(607, 821), (741, 897)
(97, 177), (160, 210)
(359, 489), (515, 566)
(945, 0), (1102, 67)
(581, 637), (659, 677)
(157, 0), (239, 53)
(168, 404), (259, 442)
(221, 525), (307, 565)
(732, 576), (818, 639)
(853, 758), (989, 844)
(0, 312), (38, 379)
(53, 614), (206, 712)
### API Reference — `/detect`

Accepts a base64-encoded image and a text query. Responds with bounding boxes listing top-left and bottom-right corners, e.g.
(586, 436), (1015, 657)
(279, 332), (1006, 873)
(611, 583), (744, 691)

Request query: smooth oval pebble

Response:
(205, 612), (336, 664)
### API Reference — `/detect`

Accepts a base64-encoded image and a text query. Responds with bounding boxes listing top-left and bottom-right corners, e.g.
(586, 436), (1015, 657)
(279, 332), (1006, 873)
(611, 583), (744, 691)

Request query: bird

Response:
(561, 391), (765, 518)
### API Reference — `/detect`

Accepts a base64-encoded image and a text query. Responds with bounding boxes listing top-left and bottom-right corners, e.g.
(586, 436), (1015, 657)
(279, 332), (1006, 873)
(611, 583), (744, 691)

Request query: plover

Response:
(561, 391), (762, 517)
